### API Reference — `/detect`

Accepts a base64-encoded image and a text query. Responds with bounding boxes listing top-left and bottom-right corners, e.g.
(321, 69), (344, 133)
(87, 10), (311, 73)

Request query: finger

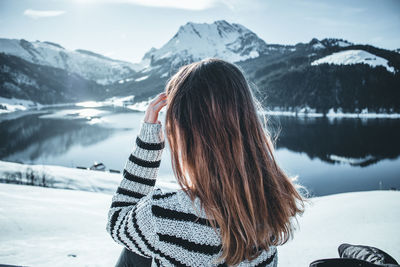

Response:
(154, 99), (167, 112)
(151, 93), (167, 105)
(157, 92), (167, 98)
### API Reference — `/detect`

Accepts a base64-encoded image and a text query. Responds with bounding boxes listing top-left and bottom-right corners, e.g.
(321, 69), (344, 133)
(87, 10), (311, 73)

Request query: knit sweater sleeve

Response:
(106, 120), (165, 258)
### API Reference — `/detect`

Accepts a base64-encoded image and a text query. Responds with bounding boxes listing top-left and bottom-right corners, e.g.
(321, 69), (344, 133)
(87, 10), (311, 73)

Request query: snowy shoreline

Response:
(0, 160), (179, 193)
(1, 96), (400, 119)
(261, 107), (400, 119)
(0, 96), (78, 114)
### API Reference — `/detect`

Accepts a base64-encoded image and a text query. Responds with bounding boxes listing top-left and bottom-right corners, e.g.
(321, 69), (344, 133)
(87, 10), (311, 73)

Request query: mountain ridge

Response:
(0, 38), (142, 85)
(0, 20), (399, 112)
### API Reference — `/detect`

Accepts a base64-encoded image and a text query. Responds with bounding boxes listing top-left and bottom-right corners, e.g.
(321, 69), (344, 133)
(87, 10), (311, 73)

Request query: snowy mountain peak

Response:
(321, 38), (353, 48)
(175, 20), (246, 39)
(142, 20), (269, 67)
(309, 38), (354, 50)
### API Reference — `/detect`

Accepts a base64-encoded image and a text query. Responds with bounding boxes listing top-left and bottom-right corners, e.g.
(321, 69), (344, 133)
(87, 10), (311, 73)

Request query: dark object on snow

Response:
(109, 169), (121, 173)
(310, 258), (387, 267)
(310, 243), (399, 267)
(339, 243), (399, 265)
(76, 166), (87, 170)
(115, 247), (152, 267)
(89, 162), (106, 171)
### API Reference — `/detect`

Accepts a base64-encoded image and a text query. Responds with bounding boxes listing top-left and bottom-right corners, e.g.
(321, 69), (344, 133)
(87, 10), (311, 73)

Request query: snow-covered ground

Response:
(0, 96), (37, 113)
(0, 183), (120, 267)
(0, 183), (398, 267)
(76, 96), (151, 112)
(0, 160), (179, 194)
(311, 49), (396, 73)
(76, 95), (155, 113)
(279, 190), (400, 266)
(0, 96), (79, 114)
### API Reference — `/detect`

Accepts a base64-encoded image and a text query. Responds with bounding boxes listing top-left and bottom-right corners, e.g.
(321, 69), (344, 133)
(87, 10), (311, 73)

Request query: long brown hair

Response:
(164, 58), (305, 266)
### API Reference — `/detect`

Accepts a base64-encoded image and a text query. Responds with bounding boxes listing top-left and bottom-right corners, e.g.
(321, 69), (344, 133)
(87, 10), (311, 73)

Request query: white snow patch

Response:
(103, 95), (135, 107)
(126, 100), (151, 112)
(126, 98), (168, 113)
(337, 41), (351, 47)
(160, 52), (172, 59)
(279, 191), (400, 266)
(311, 50), (396, 73)
(312, 42), (325, 50)
(0, 96), (37, 113)
(75, 95), (135, 109)
(75, 101), (104, 108)
(249, 51), (259, 58)
(135, 75), (149, 82)
(329, 154), (376, 165)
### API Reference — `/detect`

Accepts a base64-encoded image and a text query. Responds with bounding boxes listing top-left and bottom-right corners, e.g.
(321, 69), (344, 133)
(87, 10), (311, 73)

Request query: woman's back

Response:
(144, 188), (277, 266)
(107, 121), (278, 266)
(107, 58), (304, 266)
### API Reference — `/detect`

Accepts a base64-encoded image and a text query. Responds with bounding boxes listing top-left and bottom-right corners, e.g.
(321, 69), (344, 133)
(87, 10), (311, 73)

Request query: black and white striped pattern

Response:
(106, 121), (278, 267)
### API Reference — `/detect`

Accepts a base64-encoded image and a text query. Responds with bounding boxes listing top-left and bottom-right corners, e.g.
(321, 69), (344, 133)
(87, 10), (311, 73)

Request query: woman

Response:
(106, 58), (305, 266)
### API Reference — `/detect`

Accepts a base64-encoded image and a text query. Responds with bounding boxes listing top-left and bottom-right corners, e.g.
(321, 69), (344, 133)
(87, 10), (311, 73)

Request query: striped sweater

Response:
(106, 120), (278, 267)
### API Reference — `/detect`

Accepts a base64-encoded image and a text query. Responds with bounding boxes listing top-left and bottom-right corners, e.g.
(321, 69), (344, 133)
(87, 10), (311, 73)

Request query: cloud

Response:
(23, 9), (66, 19)
(107, 0), (222, 10)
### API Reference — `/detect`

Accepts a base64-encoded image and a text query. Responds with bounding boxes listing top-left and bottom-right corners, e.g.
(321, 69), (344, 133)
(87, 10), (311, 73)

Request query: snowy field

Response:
(0, 184), (120, 267)
(279, 190), (400, 266)
(0, 181), (399, 266)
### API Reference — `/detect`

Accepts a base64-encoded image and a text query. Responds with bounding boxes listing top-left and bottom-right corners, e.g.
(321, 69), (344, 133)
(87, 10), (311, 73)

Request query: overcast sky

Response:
(1, 0), (399, 63)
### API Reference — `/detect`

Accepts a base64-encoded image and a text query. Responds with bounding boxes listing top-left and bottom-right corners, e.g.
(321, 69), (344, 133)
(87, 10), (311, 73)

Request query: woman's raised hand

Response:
(143, 92), (167, 124)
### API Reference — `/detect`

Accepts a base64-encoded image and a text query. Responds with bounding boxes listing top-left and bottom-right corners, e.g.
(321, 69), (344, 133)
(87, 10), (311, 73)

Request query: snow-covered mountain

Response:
(0, 53), (104, 104)
(0, 38), (141, 84)
(140, 20), (272, 70)
(311, 49), (395, 73)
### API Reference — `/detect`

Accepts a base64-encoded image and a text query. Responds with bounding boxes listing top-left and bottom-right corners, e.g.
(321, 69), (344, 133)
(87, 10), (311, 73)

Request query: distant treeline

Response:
(254, 64), (400, 113)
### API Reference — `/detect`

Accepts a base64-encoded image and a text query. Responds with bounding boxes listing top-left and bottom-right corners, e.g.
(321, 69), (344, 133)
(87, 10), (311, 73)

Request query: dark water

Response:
(0, 105), (399, 196)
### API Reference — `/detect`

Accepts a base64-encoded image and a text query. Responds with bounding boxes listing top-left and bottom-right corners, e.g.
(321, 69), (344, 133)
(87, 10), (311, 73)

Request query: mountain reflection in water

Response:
(272, 116), (400, 167)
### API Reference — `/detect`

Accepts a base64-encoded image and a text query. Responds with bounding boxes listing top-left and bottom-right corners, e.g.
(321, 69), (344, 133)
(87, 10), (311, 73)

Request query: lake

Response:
(0, 105), (399, 196)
